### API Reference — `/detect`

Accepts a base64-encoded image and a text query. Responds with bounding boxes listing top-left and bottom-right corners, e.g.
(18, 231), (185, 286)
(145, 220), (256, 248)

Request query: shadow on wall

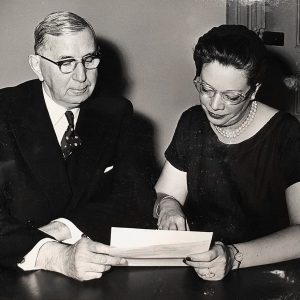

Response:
(95, 37), (161, 185)
(257, 49), (296, 114)
(95, 37), (130, 97)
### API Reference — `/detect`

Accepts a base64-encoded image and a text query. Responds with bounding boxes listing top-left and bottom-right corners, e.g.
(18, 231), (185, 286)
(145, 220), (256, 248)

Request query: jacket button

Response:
(26, 220), (35, 227)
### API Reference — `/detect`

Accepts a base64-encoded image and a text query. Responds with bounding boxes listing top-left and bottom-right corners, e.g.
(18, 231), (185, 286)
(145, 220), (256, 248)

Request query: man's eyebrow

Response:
(58, 55), (74, 60)
(83, 51), (98, 58)
(57, 51), (97, 61)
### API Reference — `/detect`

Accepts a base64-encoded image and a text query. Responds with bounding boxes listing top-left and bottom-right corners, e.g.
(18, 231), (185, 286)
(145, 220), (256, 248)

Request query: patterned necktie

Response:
(61, 111), (82, 159)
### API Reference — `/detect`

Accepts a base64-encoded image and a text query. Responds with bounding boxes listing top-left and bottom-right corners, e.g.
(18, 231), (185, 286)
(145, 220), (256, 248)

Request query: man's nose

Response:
(72, 62), (87, 82)
(210, 92), (225, 110)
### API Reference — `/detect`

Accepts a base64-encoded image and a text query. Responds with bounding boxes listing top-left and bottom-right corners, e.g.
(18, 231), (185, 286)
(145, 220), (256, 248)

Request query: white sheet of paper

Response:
(110, 227), (213, 266)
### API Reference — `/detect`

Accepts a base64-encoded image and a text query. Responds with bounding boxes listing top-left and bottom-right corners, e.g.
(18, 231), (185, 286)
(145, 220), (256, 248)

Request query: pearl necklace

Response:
(214, 101), (257, 139)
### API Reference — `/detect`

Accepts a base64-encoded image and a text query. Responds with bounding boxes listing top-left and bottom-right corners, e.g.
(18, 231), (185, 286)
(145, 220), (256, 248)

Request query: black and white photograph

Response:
(0, 0), (299, 299)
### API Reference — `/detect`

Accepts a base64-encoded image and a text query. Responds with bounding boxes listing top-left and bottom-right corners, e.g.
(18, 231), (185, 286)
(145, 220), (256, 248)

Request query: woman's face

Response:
(197, 61), (259, 128)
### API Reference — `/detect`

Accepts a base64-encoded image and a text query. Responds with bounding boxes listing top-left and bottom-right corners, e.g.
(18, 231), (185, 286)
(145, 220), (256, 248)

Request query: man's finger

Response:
(79, 272), (103, 281)
(86, 241), (126, 264)
(81, 262), (112, 273)
(88, 241), (112, 255)
(92, 253), (126, 266)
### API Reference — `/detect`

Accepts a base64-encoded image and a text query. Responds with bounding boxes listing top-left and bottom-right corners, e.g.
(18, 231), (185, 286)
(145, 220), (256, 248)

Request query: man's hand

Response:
(157, 198), (189, 231)
(36, 237), (126, 281)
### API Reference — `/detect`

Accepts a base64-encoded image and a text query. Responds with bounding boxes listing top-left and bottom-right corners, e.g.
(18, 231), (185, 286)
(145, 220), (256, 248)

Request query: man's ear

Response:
(250, 83), (261, 100)
(28, 54), (44, 81)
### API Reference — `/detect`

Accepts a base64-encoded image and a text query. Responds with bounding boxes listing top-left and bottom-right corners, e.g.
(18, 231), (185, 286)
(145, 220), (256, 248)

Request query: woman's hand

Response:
(184, 241), (234, 281)
(157, 197), (189, 231)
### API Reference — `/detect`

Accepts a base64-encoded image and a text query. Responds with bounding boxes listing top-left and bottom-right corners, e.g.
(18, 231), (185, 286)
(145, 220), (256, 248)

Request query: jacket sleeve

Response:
(0, 197), (50, 268)
(0, 90), (50, 268)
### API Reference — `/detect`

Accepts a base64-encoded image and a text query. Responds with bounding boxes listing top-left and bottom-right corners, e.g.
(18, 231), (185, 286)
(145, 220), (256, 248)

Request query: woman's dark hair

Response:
(193, 25), (267, 86)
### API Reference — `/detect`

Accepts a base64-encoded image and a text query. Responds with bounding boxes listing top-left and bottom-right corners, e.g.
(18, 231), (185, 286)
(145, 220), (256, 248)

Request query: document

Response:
(110, 227), (213, 266)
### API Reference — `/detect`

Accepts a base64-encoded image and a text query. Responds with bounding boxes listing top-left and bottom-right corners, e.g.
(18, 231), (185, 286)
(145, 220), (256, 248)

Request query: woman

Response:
(154, 25), (300, 280)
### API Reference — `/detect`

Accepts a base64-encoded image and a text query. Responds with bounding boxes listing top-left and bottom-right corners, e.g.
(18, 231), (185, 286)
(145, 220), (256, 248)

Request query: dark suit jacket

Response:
(0, 80), (154, 268)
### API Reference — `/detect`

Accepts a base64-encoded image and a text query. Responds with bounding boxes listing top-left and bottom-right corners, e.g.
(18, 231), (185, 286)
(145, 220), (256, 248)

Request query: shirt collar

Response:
(42, 85), (80, 126)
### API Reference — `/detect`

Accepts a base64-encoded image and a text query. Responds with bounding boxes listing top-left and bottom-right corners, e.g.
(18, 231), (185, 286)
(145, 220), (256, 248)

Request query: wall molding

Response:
(296, 64), (300, 114)
(226, 0), (266, 32)
(295, 1), (300, 114)
(296, 0), (300, 47)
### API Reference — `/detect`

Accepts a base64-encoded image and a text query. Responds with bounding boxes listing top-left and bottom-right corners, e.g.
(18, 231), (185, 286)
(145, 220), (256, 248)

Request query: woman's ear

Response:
(28, 54), (44, 81)
(250, 83), (262, 100)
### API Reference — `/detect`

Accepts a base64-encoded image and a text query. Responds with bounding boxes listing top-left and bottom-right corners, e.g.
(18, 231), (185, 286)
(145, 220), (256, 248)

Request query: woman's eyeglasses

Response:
(193, 78), (253, 105)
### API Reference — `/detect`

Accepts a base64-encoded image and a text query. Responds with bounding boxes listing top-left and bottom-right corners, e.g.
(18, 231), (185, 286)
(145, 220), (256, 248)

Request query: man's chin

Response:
(59, 96), (89, 109)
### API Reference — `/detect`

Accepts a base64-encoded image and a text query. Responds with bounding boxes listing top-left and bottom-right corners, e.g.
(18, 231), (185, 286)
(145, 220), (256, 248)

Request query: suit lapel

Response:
(66, 98), (114, 205)
(9, 81), (72, 207)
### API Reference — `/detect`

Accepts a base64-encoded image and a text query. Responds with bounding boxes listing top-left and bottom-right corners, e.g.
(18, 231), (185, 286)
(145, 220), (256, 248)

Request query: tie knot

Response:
(65, 111), (74, 127)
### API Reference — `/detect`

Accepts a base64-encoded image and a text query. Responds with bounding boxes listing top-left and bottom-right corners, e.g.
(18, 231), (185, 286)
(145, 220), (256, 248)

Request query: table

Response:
(1, 259), (300, 300)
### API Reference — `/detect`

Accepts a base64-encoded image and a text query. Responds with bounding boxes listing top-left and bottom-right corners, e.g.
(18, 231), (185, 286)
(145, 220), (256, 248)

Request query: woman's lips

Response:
(207, 111), (226, 119)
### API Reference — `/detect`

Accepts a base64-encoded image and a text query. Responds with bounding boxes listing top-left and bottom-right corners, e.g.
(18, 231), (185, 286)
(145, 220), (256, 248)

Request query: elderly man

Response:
(0, 12), (152, 281)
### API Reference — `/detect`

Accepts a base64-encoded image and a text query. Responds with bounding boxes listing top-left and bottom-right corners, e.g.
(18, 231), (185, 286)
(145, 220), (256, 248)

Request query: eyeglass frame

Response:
(193, 77), (254, 105)
(37, 50), (101, 74)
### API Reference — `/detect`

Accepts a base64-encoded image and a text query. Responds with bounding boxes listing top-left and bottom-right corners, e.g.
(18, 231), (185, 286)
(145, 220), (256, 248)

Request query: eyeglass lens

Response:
(194, 80), (248, 104)
(60, 56), (100, 73)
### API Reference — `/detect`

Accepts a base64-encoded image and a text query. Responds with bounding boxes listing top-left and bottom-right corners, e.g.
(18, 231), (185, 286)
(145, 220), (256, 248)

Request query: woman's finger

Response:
(195, 267), (217, 279)
(187, 249), (218, 262)
(185, 220), (190, 231)
(176, 217), (186, 231)
(184, 260), (214, 269)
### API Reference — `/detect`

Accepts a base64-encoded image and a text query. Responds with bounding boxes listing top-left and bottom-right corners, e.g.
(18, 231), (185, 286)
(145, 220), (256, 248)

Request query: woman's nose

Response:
(210, 92), (225, 110)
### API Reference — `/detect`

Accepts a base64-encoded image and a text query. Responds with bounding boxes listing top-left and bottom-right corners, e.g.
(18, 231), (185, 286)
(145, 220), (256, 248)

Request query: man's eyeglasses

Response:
(193, 78), (253, 105)
(38, 52), (101, 74)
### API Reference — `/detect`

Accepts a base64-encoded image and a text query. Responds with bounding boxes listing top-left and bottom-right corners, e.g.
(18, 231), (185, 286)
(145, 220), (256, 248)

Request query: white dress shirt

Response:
(18, 86), (83, 271)
(43, 88), (80, 144)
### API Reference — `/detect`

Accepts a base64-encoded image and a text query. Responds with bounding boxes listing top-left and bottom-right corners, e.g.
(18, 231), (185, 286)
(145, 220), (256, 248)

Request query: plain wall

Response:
(0, 0), (225, 166)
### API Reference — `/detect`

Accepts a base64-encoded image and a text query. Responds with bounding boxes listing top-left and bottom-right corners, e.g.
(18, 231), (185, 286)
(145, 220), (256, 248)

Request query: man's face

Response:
(38, 28), (98, 108)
